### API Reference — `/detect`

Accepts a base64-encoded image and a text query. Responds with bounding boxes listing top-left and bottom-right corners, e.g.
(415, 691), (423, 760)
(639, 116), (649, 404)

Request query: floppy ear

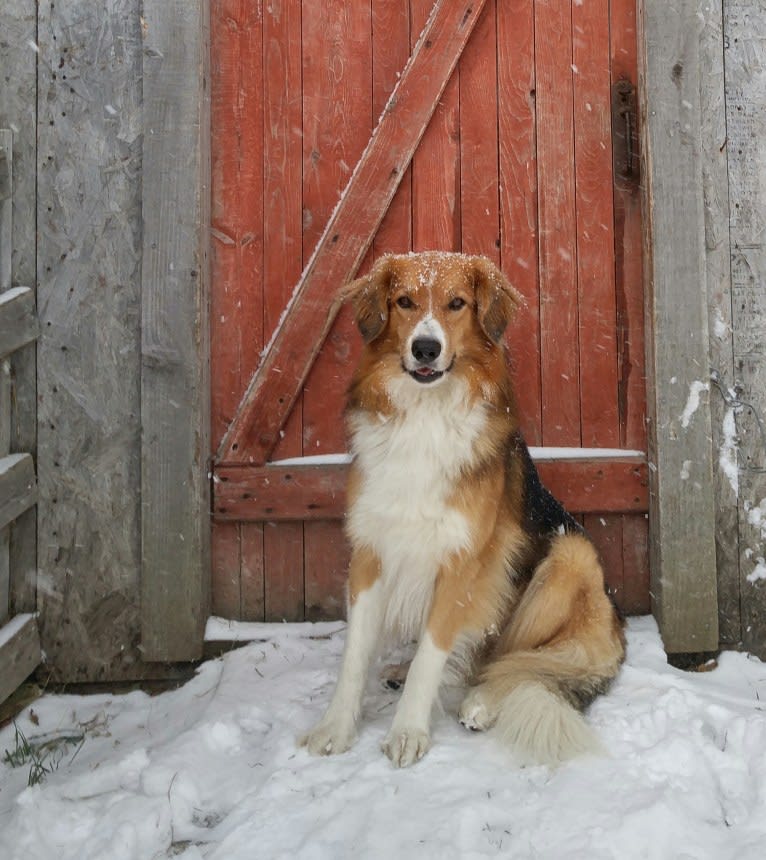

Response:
(470, 256), (524, 342)
(339, 256), (396, 344)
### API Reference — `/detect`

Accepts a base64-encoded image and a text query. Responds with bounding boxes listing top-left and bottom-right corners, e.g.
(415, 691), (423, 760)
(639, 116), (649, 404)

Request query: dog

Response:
(300, 252), (625, 768)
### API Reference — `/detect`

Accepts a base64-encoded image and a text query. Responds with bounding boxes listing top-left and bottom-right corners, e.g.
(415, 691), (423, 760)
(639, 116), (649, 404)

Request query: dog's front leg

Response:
(382, 559), (476, 768)
(300, 548), (383, 756)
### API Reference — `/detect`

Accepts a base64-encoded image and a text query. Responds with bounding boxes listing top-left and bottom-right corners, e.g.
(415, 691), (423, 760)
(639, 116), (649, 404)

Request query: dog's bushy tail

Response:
(487, 646), (607, 765)
(480, 533), (624, 766)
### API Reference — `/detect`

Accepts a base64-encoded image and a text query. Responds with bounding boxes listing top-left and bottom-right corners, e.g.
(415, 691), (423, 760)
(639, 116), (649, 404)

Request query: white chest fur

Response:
(346, 377), (487, 638)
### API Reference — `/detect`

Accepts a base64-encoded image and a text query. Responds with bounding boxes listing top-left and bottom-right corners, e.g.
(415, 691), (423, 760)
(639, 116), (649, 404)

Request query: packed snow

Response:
(2, 616), (766, 860)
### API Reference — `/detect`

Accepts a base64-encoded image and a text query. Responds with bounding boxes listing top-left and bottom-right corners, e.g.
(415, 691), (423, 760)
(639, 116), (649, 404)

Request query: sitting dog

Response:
(300, 252), (625, 767)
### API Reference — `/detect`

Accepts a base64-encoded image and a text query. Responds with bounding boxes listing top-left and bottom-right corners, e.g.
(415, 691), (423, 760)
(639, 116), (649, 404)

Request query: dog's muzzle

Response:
(408, 337), (452, 384)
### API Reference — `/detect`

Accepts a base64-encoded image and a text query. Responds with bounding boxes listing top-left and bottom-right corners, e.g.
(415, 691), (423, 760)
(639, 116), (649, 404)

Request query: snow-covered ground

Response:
(1, 616), (765, 860)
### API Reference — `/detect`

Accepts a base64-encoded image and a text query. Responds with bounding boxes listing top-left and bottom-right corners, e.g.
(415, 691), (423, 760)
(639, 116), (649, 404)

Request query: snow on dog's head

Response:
(341, 252), (523, 395)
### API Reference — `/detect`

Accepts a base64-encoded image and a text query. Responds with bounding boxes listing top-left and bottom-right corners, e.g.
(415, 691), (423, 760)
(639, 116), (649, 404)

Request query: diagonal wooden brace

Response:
(217, 0), (488, 465)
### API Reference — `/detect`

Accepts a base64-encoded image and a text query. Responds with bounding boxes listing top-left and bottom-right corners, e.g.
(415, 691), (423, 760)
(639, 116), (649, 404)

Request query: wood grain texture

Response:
(0, 130), (11, 292)
(639, 0), (719, 652)
(535, 0), (580, 446)
(573, 0), (618, 448)
(371, 0), (412, 257)
(0, 360), (10, 622)
(700, 0), (739, 647)
(141, 0), (211, 661)
(0, 614), (41, 706)
(0, 2), (37, 618)
(214, 458), (648, 521)
(261, 0), (304, 620)
(298, 1), (372, 621)
(0, 454), (37, 531)
(610, 0), (646, 455)
(209, 0), (267, 622)
(459, 0), (499, 261)
(724, 0), (766, 657)
(217, 0), (488, 465)
(497, 0), (541, 445)
(0, 288), (38, 358)
(301, 0), (370, 457)
(36, 0), (146, 681)
(411, 0), (461, 252)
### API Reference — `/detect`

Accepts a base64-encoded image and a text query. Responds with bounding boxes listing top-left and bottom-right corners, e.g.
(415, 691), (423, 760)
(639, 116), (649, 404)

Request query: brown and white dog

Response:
(300, 252), (625, 768)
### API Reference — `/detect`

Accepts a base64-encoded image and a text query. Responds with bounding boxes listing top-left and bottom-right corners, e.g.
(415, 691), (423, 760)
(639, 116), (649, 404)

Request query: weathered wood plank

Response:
(639, 0), (719, 652)
(498, 0), (541, 445)
(0, 287), (38, 358)
(611, 0), (646, 455)
(724, 0), (766, 657)
(0, 359), (9, 623)
(535, 0), (580, 447)
(214, 457), (649, 522)
(299, 0), (372, 620)
(0, 454), (36, 531)
(0, 6), (37, 619)
(141, 0), (210, 662)
(573, 0), (619, 448)
(0, 129), (11, 291)
(209, 0), (266, 622)
(261, 0), (304, 620)
(371, 0), (412, 258)
(411, 0), (461, 252)
(459, 0), (499, 261)
(0, 614), (41, 706)
(217, 0), (488, 465)
(36, 1), (187, 681)
(701, 0), (739, 647)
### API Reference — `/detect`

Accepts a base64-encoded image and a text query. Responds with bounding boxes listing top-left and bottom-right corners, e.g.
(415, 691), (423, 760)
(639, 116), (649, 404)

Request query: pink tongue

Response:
(416, 367), (435, 376)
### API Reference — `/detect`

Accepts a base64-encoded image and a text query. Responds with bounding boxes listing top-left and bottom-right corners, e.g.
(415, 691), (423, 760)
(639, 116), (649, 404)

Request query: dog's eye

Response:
(448, 297), (466, 311)
(396, 296), (413, 309)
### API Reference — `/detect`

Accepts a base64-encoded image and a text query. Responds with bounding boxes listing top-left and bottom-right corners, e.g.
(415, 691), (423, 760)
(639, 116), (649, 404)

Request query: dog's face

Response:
(342, 252), (522, 389)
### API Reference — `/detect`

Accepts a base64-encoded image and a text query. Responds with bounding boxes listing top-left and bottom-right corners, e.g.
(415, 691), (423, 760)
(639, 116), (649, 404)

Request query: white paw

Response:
(381, 727), (431, 768)
(459, 688), (497, 732)
(299, 718), (356, 757)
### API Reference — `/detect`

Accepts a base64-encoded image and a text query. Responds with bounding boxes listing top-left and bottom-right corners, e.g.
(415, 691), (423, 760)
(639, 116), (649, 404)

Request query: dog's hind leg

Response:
(300, 548), (384, 756)
(460, 533), (625, 765)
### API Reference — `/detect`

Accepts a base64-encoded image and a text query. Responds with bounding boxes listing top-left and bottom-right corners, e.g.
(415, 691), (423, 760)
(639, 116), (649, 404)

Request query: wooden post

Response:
(699, 0), (739, 647)
(0, 2), (37, 619)
(141, 0), (211, 661)
(639, 0), (719, 652)
(725, 0), (766, 657)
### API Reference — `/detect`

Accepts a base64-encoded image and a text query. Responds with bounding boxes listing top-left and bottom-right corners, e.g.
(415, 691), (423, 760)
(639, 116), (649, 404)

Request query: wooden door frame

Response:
(141, 0), (721, 660)
(140, 0), (211, 662)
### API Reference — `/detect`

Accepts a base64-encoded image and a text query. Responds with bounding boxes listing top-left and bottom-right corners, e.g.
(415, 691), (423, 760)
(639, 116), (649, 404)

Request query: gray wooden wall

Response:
(642, 0), (766, 658)
(1, 0), (209, 683)
(720, 0), (766, 655)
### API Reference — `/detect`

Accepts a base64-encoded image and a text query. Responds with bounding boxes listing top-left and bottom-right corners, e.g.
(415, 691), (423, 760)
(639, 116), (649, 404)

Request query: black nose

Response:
(411, 337), (442, 363)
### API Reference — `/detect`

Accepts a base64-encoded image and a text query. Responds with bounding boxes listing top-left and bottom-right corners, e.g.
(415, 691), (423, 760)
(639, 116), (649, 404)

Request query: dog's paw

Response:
(380, 661), (411, 691)
(458, 687), (497, 732)
(381, 727), (431, 768)
(299, 718), (356, 757)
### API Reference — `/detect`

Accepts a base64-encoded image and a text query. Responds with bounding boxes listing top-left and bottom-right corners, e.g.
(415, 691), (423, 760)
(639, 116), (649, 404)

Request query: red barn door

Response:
(209, 0), (648, 621)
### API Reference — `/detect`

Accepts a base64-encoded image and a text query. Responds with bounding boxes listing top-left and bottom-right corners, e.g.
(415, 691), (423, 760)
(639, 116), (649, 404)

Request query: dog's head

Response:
(341, 252), (523, 388)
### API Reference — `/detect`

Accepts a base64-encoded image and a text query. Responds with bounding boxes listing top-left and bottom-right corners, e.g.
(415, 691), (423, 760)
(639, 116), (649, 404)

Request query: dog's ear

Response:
(339, 256), (396, 343)
(470, 257), (524, 342)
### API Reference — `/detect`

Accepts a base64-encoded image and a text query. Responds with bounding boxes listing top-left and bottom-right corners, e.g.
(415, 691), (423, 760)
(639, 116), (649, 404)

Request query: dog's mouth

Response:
(405, 355), (455, 384)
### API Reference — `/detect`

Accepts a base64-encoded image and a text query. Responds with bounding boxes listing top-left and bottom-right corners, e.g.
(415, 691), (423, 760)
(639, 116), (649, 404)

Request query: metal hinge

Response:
(612, 80), (639, 186)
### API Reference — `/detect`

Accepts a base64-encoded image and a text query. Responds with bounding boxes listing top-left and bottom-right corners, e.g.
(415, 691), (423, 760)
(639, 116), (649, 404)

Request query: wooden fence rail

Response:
(0, 128), (40, 704)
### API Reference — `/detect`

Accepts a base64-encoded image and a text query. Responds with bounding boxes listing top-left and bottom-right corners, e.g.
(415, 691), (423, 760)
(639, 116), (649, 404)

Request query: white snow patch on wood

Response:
(747, 558), (766, 584)
(0, 613), (35, 649)
(719, 407), (739, 496)
(268, 448), (644, 468)
(680, 380), (709, 428)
